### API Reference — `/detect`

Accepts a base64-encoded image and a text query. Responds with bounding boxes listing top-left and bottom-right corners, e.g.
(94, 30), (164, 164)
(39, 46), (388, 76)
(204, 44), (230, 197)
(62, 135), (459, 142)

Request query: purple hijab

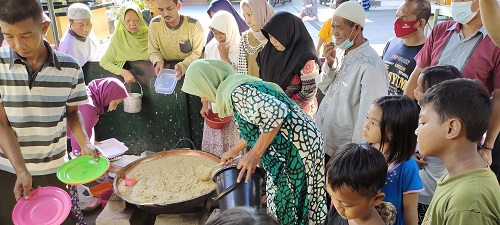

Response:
(206, 0), (249, 44)
(88, 78), (129, 115)
(69, 77), (128, 152)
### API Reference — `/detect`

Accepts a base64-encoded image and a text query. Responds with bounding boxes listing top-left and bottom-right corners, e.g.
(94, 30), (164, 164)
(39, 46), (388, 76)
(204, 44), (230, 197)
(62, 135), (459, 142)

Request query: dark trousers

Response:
(0, 169), (77, 225)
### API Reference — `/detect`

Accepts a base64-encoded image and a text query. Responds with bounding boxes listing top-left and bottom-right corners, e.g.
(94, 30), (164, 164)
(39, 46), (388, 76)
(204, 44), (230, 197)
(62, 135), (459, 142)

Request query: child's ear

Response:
(372, 192), (385, 206)
(446, 118), (462, 139)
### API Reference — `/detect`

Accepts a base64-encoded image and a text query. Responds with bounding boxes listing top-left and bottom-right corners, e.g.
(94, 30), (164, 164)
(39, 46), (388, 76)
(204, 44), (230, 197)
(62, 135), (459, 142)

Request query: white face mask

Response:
(451, 0), (479, 24)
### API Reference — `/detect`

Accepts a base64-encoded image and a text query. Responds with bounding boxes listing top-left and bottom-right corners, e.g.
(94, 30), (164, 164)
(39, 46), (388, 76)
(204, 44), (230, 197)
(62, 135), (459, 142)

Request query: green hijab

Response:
(106, 2), (149, 68)
(182, 59), (284, 117)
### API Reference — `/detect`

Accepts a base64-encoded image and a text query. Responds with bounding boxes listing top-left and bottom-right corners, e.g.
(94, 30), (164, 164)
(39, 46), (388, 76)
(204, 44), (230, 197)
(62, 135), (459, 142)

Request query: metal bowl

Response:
(113, 149), (220, 214)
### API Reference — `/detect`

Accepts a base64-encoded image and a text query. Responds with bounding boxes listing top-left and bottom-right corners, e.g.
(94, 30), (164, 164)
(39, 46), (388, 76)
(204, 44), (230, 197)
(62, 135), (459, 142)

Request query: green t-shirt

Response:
(423, 168), (500, 225)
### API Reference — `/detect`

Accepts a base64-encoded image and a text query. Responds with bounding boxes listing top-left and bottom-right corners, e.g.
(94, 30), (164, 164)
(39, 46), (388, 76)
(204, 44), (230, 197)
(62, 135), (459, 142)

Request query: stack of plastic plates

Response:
(12, 186), (71, 225)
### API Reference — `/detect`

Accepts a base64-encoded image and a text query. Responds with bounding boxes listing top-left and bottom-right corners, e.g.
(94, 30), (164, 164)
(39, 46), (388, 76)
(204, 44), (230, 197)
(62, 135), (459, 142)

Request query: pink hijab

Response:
(87, 77), (128, 115)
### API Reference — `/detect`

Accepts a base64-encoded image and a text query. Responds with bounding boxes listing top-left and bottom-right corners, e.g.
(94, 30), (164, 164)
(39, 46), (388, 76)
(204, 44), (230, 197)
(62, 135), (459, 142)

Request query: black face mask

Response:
(103, 105), (109, 113)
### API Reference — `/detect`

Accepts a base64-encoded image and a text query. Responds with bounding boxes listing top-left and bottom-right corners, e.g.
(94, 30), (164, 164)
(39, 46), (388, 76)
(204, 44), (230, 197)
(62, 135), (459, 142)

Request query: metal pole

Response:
(47, 0), (60, 49)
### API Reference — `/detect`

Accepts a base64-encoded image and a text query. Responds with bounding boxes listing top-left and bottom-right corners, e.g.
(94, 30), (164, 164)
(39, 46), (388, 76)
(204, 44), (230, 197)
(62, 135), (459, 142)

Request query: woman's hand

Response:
(121, 69), (136, 83)
(218, 42), (230, 61)
(200, 101), (209, 118)
(221, 149), (240, 165)
(108, 164), (125, 179)
(236, 149), (263, 183)
(221, 139), (248, 165)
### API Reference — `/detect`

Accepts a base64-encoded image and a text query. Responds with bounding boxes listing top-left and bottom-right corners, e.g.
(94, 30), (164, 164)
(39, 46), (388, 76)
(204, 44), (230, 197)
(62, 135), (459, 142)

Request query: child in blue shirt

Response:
(363, 95), (424, 225)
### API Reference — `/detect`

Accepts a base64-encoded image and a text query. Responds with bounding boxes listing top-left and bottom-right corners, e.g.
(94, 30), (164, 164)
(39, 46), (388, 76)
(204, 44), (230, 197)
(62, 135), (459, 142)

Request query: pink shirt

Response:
(415, 21), (500, 94)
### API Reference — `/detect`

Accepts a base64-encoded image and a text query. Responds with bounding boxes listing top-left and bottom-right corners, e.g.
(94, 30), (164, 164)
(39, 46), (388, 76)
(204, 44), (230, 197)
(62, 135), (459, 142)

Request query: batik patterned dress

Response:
(231, 81), (327, 225)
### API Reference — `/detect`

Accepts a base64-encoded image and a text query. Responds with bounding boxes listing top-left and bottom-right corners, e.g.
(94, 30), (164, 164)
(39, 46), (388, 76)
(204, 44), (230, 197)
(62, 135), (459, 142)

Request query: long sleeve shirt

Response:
(316, 40), (388, 156)
(148, 15), (204, 75)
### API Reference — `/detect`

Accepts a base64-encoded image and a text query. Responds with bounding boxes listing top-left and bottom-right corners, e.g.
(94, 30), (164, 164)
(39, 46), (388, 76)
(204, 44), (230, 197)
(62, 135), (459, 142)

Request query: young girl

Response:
(257, 12), (320, 117)
(412, 65), (462, 224)
(205, 11), (240, 69)
(202, 11), (241, 157)
(363, 95), (424, 225)
(237, 0), (274, 76)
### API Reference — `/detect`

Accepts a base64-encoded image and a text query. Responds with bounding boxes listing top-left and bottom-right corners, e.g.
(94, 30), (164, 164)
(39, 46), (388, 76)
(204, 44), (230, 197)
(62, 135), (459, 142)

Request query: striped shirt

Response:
(0, 42), (88, 175)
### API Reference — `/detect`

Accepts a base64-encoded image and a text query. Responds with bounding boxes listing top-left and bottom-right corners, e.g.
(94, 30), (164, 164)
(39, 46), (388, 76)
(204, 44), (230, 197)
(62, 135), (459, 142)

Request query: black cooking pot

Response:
(212, 165), (266, 211)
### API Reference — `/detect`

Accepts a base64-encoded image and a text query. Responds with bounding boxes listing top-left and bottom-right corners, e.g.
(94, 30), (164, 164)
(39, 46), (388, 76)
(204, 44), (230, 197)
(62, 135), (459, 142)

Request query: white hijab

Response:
(205, 11), (241, 65)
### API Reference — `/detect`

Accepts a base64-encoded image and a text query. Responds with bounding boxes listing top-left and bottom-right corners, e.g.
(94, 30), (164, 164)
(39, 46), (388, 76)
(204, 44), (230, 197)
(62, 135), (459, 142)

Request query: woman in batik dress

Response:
(182, 59), (327, 225)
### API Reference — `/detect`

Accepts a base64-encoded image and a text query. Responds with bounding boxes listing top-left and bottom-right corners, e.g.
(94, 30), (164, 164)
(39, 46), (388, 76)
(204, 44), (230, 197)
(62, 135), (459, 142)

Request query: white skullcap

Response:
(67, 3), (92, 20)
(333, 1), (366, 27)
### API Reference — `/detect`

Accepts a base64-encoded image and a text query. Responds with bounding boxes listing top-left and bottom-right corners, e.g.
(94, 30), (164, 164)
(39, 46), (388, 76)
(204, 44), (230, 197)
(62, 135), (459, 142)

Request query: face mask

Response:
(394, 18), (419, 38)
(451, 0), (479, 24)
(333, 27), (358, 50)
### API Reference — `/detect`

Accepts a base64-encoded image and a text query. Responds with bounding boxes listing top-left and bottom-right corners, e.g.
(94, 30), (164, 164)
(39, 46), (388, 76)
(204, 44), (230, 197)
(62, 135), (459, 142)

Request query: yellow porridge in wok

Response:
(117, 155), (218, 204)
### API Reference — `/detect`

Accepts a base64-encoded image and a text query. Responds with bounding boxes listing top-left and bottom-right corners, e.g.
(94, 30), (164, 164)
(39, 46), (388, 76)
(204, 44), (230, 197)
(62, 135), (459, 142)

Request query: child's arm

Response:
(403, 191), (419, 225)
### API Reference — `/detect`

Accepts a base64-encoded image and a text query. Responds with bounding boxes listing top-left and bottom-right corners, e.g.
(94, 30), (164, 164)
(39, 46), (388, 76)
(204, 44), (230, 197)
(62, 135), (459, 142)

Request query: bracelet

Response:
(479, 144), (494, 150)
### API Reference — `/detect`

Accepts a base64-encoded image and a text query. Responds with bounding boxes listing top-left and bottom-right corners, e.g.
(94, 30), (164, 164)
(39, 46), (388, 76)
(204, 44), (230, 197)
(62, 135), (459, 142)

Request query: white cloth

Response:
(58, 31), (102, 67)
(206, 11), (240, 66)
(333, 1), (366, 27)
(316, 40), (388, 156)
(67, 3), (92, 19)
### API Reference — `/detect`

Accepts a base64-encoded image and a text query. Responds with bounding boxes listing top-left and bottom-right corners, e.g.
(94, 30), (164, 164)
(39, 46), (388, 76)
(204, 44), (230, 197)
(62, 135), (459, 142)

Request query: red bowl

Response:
(206, 109), (232, 129)
(99, 188), (114, 208)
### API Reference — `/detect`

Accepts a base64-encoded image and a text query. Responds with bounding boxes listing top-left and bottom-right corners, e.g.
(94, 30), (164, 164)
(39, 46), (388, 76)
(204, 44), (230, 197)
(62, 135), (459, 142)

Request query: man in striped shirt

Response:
(0, 0), (97, 224)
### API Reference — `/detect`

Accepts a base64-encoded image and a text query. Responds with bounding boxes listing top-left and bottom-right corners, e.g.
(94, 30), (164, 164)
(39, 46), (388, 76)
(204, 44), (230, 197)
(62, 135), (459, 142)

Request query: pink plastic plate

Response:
(12, 186), (71, 225)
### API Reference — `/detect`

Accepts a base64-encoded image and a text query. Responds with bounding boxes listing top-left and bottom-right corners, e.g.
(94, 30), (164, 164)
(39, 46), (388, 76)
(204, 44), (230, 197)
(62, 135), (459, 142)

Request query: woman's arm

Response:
(236, 123), (281, 183)
(403, 192), (419, 225)
(291, 60), (319, 106)
(67, 105), (97, 160)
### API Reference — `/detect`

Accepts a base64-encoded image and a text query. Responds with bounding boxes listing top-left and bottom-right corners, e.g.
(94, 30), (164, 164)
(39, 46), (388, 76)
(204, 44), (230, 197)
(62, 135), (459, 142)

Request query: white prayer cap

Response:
(67, 3), (92, 20)
(333, 1), (366, 27)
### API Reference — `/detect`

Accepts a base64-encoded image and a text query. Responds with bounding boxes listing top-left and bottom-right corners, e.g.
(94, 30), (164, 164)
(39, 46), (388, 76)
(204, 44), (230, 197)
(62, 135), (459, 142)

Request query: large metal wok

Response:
(113, 149), (221, 214)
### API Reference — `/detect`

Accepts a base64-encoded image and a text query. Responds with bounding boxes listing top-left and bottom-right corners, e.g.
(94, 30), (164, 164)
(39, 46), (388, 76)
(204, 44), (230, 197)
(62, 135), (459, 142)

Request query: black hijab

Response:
(257, 11), (319, 90)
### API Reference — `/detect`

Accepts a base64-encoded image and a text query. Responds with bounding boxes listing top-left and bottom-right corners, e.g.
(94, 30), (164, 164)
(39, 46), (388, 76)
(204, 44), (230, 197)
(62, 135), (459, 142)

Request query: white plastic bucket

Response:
(123, 82), (143, 113)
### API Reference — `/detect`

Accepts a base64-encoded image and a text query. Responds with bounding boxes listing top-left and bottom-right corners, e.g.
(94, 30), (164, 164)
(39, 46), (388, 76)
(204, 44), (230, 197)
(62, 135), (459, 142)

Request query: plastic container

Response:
(99, 189), (114, 208)
(90, 182), (113, 197)
(155, 69), (177, 94)
(205, 109), (232, 129)
(95, 138), (128, 158)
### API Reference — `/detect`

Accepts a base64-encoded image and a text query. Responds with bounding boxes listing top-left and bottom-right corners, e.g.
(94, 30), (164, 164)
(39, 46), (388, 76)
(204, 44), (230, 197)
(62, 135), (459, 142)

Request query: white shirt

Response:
(59, 30), (102, 67)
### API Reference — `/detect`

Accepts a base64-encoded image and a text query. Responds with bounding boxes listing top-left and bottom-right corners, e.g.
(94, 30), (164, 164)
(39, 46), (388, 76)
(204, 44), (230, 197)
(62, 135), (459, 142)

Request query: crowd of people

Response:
(0, 0), (500, 224)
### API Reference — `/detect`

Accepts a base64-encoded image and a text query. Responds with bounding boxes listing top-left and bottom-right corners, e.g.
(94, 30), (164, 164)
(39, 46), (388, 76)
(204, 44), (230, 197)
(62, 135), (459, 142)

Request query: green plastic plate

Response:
(57, 156), (110, 185)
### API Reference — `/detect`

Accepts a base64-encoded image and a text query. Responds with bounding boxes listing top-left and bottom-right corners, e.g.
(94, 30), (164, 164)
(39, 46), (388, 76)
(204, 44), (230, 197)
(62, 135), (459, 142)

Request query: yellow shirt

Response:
(148, 15), (204, 74)
(318, 17), (333, 43)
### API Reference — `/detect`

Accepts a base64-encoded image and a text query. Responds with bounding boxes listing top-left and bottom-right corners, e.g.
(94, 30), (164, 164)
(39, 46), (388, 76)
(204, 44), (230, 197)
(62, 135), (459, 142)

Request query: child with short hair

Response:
(364, 95), (424, 225)
(324, 143), (395, 225)
(411, 65), (461, 223)
(416, 79), (500, 224)
(206, 206), (279, 225)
